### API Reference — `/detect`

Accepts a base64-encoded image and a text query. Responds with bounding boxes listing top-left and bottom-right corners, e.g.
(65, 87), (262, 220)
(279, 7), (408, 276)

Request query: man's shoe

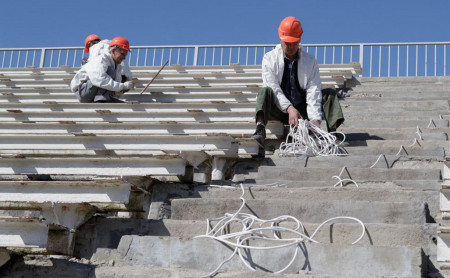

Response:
(252, 124), (266, 148)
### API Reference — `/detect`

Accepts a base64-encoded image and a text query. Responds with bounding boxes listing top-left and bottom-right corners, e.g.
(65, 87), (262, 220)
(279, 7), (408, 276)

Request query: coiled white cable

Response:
(195, 183), (365, 277)
(279, 120), (347, 158)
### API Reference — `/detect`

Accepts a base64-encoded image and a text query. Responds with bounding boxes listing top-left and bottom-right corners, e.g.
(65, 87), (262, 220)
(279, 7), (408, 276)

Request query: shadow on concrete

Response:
(0, 254), (95, 278)
(74, 217), (168, 260)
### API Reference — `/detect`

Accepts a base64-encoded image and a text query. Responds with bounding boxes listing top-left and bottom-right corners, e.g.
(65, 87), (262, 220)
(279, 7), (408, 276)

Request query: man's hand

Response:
(287, 105), (302, 126)
(122, 81), (134, 91)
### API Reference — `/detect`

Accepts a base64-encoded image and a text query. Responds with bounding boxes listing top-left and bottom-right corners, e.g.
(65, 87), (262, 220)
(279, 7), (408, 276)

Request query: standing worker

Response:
(253, 16), (344, 148)
(70, 37), (134, 103)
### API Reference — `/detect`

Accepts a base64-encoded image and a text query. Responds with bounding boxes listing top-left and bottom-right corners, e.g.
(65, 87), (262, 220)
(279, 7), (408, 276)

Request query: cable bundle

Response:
(195, 184), (365, 277)
(279, 120), (347, 157)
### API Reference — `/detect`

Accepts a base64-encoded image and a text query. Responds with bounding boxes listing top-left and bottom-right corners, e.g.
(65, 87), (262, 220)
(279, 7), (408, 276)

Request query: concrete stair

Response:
(111, 76), (447, 277)
(0, 66), (449, 277)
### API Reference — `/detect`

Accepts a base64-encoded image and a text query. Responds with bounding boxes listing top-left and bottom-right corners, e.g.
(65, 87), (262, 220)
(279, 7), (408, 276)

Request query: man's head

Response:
(278, 17), (303, 59)
(84, 34), (101, 53)
(109, 37), (131, 65)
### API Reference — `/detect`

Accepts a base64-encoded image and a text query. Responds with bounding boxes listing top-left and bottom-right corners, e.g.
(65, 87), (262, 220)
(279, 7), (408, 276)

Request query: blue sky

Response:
(1, 0), (449, 48)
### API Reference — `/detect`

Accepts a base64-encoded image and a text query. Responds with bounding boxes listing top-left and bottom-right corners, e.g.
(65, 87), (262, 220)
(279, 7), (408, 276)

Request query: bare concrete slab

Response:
(256, 166), (441, 182)
(113, 235), (423, 277)
(163, 219), (435, 245)
(269, 155), (444, 169)
(250, 179), (442, 191)
(170, 198), (427, 224)
(342, 131), (447, 141)
(341, 119), (448, 128)
(93, 265), (390, 278)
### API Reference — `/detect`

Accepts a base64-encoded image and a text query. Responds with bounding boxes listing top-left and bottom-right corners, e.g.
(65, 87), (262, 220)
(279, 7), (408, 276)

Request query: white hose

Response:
(195, 183), (365, 277)
(279, 120), (347, 158)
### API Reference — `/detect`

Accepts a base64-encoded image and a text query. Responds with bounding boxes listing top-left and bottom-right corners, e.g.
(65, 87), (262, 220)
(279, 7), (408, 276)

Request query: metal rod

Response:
(140, 60), (169, 94)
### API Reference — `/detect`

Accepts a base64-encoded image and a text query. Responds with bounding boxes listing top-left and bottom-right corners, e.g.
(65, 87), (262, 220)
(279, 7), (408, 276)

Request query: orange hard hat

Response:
(84, 34), (101, 53)
(110, 37), (131, 52)
(278, 17), (303, 43)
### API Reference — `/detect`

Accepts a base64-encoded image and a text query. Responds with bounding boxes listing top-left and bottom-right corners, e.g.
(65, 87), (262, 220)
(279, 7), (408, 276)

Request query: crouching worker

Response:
(82, 34), (133, 82)
(253, 16), (344, 147)
(71, 37), (134, 103)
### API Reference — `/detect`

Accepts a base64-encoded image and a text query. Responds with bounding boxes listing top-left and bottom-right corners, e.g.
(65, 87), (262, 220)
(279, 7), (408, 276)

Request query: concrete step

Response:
(250, 179), (442, 191)
(349, 85), (450, 91)
(341, 119), (448, 128)
(344, 114), (447, 122)
(356, 76), (450, 83)
(112, 235), (423, 277)
(77, 216), (435, 256)
(170, 198), (427, 224)
(346, 139), (449, 148)
(256, 166), (440, 182)
(349, 87), (450, 94)
(340, 102), (449, 112)
(348, 90), (450, 99)
(342, 109), (449, 118)
(341, 146), (444, 156)
(75, 215), (437, 276)
(93, 265), (323, 278)
(268, 155), (444, 169)
(147, 219), (436, 250)
(339, 99), (449, 109)
(189, 186), (439, 219)
(341, 130), (448, 141)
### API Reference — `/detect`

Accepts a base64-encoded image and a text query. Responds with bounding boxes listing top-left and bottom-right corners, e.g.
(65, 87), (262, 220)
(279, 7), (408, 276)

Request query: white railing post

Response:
(39, 48), (46, 68)
(193, 46), (199, 66)
(359, 44), (364, 73)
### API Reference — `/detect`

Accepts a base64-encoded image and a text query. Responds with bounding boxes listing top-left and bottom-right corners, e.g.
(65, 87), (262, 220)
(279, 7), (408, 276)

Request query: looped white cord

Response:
(195, 183), (365, 277)
(369, 154), (390, 169)
(416, 126), (423, 141)
(332, 166), (359, 188)
(407, 138), (421, 148)
(395, 145), (408, 156)
(427, 119), (436, 128)
(279, 120), (346, 158)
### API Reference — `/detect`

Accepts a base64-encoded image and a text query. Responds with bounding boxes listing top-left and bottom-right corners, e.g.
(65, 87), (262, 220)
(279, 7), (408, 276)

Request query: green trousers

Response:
(255, 87), (344, 131)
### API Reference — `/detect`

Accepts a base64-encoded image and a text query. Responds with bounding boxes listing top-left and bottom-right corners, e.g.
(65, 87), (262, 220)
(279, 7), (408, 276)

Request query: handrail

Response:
(1, 42), (449, 77)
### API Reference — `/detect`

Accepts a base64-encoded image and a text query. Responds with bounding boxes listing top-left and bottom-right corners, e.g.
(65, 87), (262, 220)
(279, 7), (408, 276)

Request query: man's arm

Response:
(305, 58), (322, 124)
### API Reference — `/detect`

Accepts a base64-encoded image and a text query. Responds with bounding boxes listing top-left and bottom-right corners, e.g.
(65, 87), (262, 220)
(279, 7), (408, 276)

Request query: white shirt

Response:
(262, 44), (322, 121)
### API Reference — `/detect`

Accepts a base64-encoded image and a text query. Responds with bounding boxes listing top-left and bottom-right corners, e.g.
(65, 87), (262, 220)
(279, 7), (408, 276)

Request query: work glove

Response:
(122, 81), (134, 91)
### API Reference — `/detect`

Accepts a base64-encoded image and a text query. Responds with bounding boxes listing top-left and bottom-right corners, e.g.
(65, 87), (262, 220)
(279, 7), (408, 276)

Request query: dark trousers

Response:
(255, 87), (344, 131)
(76, 66), (123, 103)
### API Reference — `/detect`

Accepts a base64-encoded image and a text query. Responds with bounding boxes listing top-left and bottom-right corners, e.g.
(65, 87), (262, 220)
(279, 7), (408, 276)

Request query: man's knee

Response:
(257, 87), (274, 98)
(77, 82), (97, 103)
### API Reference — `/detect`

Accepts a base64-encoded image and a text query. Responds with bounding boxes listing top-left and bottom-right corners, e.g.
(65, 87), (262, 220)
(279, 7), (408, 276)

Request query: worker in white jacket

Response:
(82, 34), (132, 82)
(253, 16), (344, 147)
(70, 37), (134, 103)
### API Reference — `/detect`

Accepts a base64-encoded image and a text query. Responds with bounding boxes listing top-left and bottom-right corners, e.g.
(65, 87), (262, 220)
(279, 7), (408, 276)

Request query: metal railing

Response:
(0, 42), (448, 77)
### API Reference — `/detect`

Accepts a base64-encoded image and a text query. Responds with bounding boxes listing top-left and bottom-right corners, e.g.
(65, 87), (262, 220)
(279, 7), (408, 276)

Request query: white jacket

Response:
(89, 40), (111, 60)
(70, 52), (126, 93)
(262, 44), (322, 121)
(88, 40), (132, 81)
